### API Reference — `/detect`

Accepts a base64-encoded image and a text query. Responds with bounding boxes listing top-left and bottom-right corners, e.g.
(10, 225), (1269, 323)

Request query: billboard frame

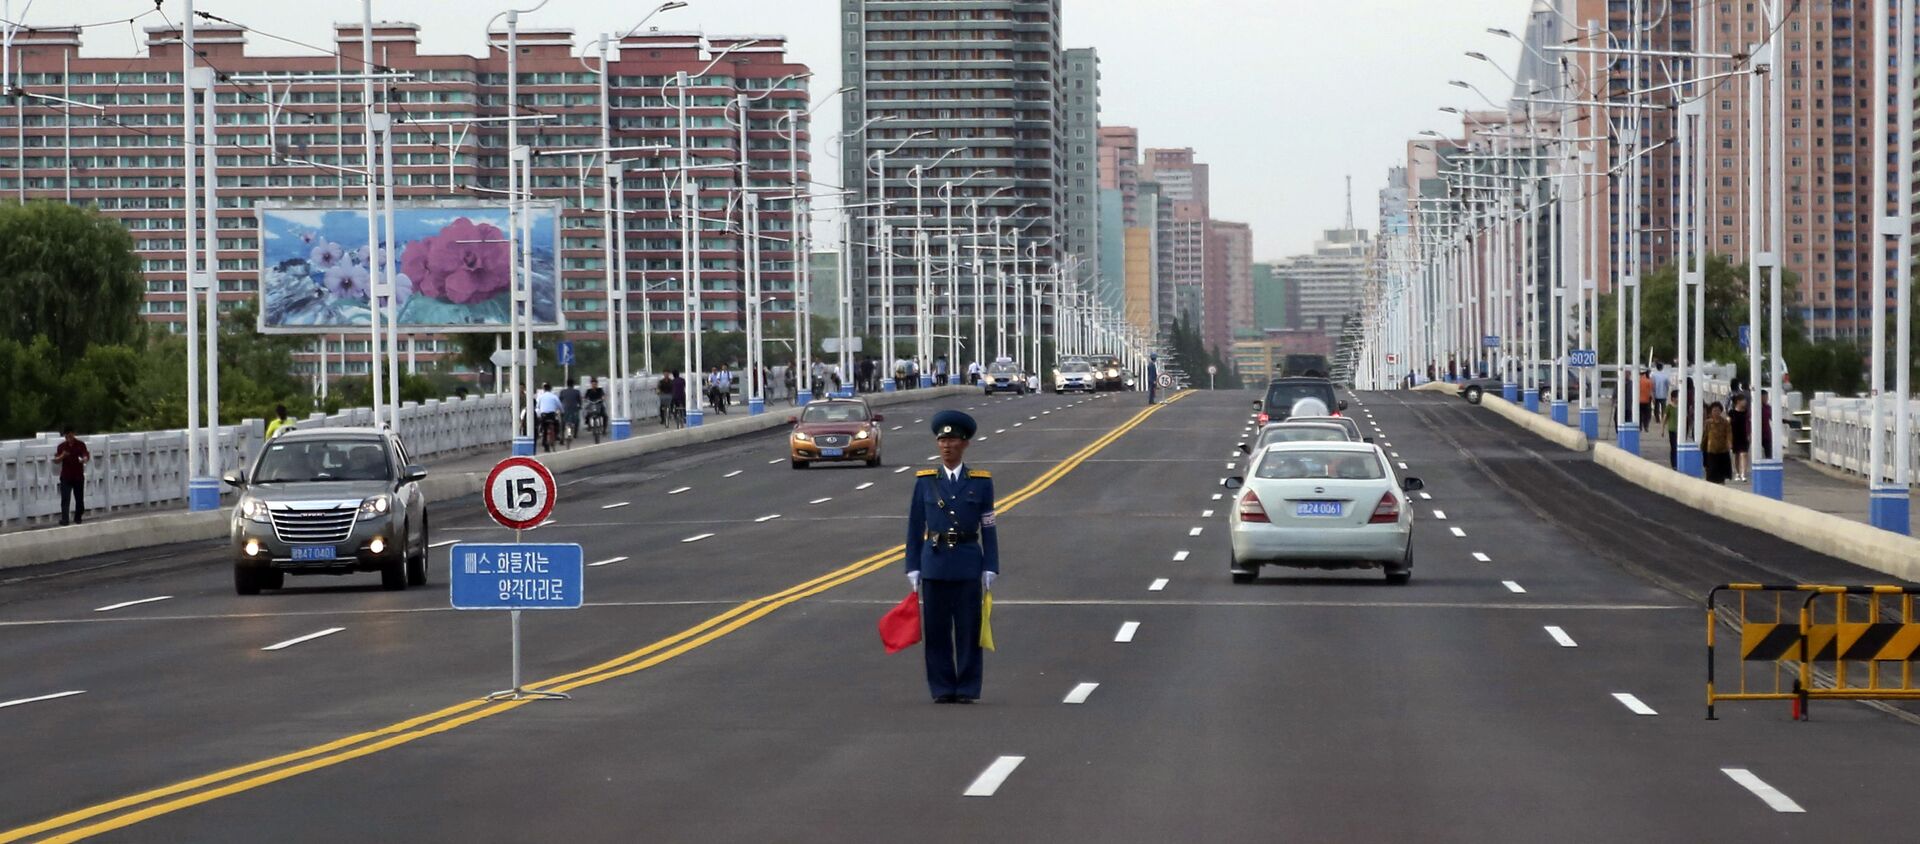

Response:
(253, 199), (565, 336)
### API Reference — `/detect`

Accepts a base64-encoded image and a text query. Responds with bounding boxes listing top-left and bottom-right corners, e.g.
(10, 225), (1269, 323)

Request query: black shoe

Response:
(933, 694), (959, 704)
(955, 697), (977, 704)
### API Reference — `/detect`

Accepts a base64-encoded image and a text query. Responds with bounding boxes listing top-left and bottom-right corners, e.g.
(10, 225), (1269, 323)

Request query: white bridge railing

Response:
(1, 375), (669, 530)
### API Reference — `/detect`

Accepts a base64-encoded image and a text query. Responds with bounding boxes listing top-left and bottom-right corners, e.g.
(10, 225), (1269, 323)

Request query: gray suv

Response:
(222, 428), (431, 594)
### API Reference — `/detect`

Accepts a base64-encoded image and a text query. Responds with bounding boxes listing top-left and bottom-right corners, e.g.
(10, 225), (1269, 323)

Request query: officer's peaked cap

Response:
(931, 409), (977, 440)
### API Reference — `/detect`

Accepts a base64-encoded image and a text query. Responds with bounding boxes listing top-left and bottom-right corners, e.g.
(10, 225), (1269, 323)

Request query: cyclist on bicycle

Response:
(558, 378), (583, 444)
(658, 369), (679, 426)
(534, 382), (562, 451)
(583, 377), (606, 434)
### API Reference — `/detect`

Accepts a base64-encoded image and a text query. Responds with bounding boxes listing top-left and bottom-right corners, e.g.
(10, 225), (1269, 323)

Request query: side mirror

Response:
(873, 414), (885, 422)
(1401, 477), (1425, 492)
(1364, 437), (1375, 444)
(404, 465), (429, 483)
(1338, 400), (1349, 411)
(1252, 399), (1264, 409)
(786, 416), (798, 425)
(221, 469), (247, 487)
(1237, 443), (1250, 455)
(1221, 476), (1244, 490)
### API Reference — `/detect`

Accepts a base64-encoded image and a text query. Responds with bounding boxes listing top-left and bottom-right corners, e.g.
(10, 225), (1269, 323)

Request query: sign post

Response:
(1207, 363), (1217, 391)
(455, 456), (579, 701)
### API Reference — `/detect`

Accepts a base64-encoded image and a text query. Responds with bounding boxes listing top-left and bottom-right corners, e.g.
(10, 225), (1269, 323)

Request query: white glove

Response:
(982, 571), (997, 592)
(907, 571), (921, 593)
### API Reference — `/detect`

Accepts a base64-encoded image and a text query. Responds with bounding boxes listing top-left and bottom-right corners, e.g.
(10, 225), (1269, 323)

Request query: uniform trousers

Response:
(921, 576), (984, 699)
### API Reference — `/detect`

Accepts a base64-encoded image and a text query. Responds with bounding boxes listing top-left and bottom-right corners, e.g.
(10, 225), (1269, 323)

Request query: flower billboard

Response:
(255, 202), (561, 334)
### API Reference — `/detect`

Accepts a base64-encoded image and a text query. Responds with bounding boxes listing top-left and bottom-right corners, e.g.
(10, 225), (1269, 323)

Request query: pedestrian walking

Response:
(54, 428), (89, 526)
(1703, 401), (1733, 484)
(1637, 369), (1654, 431)
(1651, 362), (1671, 425)
(905, 410), (998, 704)
(1665, 389), (1681, 468)
(967, 360), (983, 386)
(1728, 393), (1751, 482)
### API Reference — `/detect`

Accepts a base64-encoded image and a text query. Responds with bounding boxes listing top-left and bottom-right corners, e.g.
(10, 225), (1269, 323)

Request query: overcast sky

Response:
(34, 0), (1527, 261)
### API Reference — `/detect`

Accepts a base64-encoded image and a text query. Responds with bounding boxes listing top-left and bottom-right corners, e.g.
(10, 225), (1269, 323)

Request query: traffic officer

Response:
(1146, 353), (1159, 405)
(905, 409), (998, 704)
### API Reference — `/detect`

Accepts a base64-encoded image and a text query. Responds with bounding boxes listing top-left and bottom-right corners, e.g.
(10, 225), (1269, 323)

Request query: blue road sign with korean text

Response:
(450, 543), (584, 610)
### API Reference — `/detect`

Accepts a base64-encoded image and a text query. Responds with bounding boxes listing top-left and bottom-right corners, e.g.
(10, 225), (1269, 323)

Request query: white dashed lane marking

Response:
(1721, 768), (1805, 813)
(588, 556), (629, 568)
(754, 514), (782, 523)
(810, 497), (834, 505)
(895, 467), (911, 474)
(681, 533), (715, 543)
(1173, 551), (1190, 562)
(1450, 527), (1466, 537)
(1062, 682), (1099, 704)
(963, 756), (1026, 797)
(94, 596), (173, 613)
(1149, 578), (1169, 591)
(1432, 510), (1447, 520)
(1612, 693), (1656, 715)
(1418, 492), (1432, 500)
(1188, 527), (1203, 537)
(0, 690), (85, 710)
(1114, 622), (1140, 642)
(600, 502), (631, 510)
(723, 470), (743, 478)
(1502, 580), (1527, 594)
(430, 539), (460, 548)
(261, 627), (345, 652)
(856, 482), (875, 490)
(1545, 626), (1577, 647)
(668, 487), (691, 495)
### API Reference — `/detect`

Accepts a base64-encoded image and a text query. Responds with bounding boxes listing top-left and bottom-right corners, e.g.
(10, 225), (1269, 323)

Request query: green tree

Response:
(0, 201), (144, 367)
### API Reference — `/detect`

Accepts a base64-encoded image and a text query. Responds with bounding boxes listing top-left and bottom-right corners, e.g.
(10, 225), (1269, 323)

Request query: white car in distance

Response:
(1221, 441), (1422, 585)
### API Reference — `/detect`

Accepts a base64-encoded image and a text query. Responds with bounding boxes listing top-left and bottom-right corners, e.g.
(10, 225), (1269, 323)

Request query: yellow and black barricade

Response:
(1707, 583), (1920, 720)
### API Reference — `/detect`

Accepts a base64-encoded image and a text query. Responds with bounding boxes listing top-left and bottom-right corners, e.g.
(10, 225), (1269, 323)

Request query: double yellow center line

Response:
(5, 391), (1187, 843)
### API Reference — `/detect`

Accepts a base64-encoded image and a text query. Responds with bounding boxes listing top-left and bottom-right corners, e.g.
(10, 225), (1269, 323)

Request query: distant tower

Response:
(1344, 174), (1354, 230)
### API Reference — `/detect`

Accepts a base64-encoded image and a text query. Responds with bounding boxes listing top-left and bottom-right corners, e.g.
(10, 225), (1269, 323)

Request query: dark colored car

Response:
(1089, 354), (1129, 390)
(224, 428), (430, 594)
(1255, 377), (1345, 426)
(789, 399), (884, 468)
(983, 359), (1027, 395)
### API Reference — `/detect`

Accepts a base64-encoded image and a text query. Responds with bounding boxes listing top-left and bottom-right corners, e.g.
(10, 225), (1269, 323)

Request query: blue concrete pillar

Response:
(1870, 485), (1912, 535)
(749, 397), (766, 416)
(1502, 382), (1519, 403)
(1550, 400), (1569, 425)
(882, 378), (897, 392)
(511, 436), (535, 457)
(1523, 389), (1540, 414)
(611, 418), (632, 441)
(1750, 459), (1784, 500)
(687, 408), (705, 428)
(1616, 427), (1640, 455)
(188, 477), (222, 512)
(796, 389), (813, 407)
(920, 374), (934, 389)
(1676, 443), (1703, 478)
(1579, 407), (1600, 440)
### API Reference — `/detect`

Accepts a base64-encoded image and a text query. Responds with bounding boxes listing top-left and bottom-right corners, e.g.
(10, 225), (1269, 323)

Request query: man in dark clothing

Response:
(54, 428), (89, 526)
(558, 378), (583, 440)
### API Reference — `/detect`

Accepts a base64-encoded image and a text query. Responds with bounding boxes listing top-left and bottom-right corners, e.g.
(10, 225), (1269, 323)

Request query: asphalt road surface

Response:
(3, 388), (1917, 842)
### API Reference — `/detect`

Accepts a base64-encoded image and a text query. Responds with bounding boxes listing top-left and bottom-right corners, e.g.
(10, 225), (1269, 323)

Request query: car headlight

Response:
(239, 497), (271, 523)
(1108, 368), (1120, 378)
(792, 430), (811, 442)
(358, 495), (391, 518)
(855, 428), (872, 440)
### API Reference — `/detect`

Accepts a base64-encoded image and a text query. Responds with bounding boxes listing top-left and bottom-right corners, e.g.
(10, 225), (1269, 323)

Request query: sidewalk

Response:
(1591, 401), (1920, 530)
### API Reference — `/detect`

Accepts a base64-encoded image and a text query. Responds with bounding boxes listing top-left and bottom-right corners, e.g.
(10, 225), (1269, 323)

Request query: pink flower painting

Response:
(399, 217), (512, 305)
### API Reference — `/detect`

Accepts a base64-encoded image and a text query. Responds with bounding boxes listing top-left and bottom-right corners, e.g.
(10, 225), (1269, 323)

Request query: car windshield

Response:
(989, 364), (1018, 374)
(254, 439), (392, 483)
(1062, 362), (1092, 373)
(1260, 427), (1349, 447)
(1254, 449), (1383, 481)
(801, 404), (870, 424)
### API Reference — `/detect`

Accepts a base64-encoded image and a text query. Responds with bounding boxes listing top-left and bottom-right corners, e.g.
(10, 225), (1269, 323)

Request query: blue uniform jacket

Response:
(905, 466), (999, 580)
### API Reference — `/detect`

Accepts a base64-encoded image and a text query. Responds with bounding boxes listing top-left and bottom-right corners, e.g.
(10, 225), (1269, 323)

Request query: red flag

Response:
(878, 592), (922, 653)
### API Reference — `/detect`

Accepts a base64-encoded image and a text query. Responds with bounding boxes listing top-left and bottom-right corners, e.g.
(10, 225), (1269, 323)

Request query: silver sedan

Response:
(1221, 441), (1422, 584)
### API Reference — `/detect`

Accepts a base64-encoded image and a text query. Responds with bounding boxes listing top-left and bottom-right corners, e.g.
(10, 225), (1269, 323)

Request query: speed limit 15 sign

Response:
(485, 456), (557, 530)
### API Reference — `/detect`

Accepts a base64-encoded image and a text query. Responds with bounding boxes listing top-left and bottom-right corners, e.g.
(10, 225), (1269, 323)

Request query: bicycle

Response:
(583, 400), (607, 444)
(537, 412), (560, 452)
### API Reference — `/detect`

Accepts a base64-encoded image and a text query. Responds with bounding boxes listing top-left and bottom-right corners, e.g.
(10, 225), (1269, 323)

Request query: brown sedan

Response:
(788, 399), (885, 468)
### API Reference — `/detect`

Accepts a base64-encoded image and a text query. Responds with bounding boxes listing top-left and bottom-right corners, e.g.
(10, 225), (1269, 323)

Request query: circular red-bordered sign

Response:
(484, 456), (557, 531)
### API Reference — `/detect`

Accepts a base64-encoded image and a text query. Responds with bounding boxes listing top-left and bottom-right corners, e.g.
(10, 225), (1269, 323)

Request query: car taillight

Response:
(1369, 492), (1400, 524)
(1256, 412), (1269, 426)
(1238, 490), (1269, 523)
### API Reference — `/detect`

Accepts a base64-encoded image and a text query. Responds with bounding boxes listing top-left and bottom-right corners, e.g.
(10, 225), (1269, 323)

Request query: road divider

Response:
(0, 391), (1192, 843)
(1480, 394), (1590, 451)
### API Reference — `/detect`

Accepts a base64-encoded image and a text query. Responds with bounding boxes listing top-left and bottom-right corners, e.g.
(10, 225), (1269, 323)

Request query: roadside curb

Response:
(1481, 394), (1590, 452)
(1592, 442), (1920, 583)
(0, 386), (975, 572)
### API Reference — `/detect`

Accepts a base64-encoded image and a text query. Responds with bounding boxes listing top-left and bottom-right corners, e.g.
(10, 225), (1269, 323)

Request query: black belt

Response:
(925, 530), (980, 549)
